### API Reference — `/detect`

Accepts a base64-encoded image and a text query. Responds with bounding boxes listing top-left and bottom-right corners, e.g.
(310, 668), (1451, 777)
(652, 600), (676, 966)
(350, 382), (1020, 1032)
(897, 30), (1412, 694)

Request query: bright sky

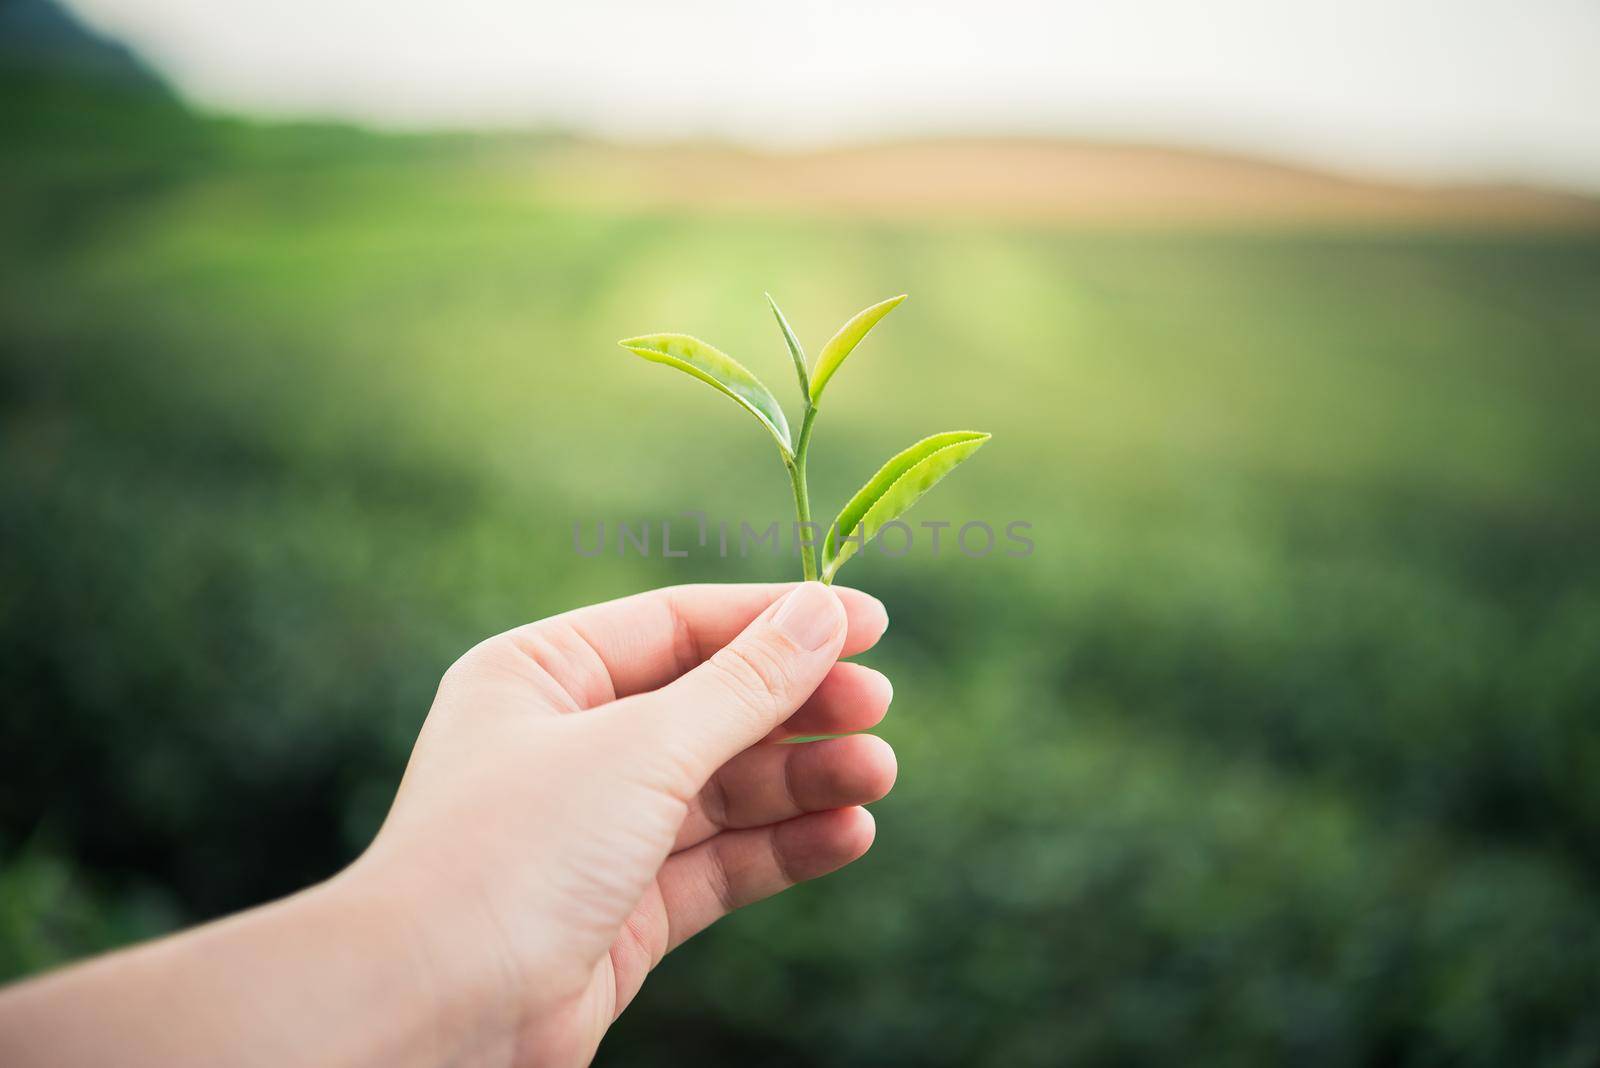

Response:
(66, 0), (1600, 190)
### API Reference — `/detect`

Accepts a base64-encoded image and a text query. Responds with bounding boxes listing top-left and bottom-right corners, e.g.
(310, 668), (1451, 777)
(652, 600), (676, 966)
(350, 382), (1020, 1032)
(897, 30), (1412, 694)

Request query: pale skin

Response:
(0, 581), (897, 1067)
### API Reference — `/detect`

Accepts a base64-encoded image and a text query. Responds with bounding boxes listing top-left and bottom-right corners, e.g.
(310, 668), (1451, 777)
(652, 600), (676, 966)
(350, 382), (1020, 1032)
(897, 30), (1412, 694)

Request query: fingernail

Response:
(773, 582), (841, 651)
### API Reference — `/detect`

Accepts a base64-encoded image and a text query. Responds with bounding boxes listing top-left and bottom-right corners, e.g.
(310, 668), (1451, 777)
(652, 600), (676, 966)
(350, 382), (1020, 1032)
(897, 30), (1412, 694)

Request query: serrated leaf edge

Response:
(808, 294), (907, 404)
(821, 430), (990, 581)
(619, 333), (793, 456)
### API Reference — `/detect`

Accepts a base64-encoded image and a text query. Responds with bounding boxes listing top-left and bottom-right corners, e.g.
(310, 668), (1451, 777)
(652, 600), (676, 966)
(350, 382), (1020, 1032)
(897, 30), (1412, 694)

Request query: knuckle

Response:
(618, 907), (665, 972)
(434, 633), (540, 714)
(438, 637), (501, 691)
(705, 639), (795, 717)
(699, 768), (733, 828)
(707, 839), (740, 913)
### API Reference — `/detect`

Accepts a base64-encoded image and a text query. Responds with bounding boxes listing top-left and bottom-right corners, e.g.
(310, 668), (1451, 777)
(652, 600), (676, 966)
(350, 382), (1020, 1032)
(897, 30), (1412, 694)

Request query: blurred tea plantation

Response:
(5, 62), (1600, 1066)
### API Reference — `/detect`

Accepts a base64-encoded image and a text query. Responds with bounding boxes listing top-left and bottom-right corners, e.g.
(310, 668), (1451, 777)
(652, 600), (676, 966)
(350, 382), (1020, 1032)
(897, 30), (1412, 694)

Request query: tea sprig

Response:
(620, 294), (989, 583)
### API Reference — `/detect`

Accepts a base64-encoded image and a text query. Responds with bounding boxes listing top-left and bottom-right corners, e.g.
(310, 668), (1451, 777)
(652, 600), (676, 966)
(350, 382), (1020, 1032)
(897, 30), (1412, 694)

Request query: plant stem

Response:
(787, 405), (820, 582)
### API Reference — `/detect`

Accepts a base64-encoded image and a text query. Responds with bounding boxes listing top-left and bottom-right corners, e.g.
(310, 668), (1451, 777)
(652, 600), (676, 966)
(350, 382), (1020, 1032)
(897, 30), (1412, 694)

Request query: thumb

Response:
(607, 582), (848, 791)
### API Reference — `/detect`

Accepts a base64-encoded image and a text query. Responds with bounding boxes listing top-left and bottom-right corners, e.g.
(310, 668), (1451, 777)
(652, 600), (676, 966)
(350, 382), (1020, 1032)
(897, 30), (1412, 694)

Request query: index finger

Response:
(538, 582), (888, 702)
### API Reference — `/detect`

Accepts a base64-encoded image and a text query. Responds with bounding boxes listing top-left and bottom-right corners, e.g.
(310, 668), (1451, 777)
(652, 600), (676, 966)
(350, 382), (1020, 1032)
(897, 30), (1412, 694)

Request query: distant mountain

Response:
(530, 137), (1600, 229)
(0, 0), (163, 88)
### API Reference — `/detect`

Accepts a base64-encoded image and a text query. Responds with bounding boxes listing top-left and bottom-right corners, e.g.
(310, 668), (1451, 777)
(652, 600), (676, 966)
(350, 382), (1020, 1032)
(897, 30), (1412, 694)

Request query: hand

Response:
(0, 582), (895, 1068)
(346, 581), (896, 1066)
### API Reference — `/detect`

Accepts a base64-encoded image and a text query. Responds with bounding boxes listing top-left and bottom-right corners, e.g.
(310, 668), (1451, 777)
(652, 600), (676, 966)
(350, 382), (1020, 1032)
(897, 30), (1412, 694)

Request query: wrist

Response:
(320, 857), (523, 1068)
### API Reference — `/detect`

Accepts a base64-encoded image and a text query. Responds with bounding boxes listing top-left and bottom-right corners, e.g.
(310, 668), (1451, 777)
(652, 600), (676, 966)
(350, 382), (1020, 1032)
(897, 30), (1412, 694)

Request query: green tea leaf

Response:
(619, 333), (793, 456)
(808, 294), (907, 404)
(822, 430), (990, 581)
(765, 293), (809, 400)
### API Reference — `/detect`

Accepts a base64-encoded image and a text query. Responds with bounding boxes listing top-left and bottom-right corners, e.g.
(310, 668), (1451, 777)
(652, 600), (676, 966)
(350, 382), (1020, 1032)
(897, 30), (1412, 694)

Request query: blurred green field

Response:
(4, 72), (1600, 1065)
